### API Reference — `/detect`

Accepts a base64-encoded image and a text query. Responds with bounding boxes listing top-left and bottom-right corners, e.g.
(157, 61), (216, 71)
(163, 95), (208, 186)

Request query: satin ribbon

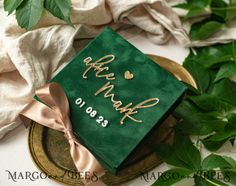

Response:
(20, 83), (105, 184)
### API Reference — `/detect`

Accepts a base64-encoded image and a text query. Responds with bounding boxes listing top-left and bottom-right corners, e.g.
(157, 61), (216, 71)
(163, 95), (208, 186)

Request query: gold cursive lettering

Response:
(95, 82), (159, 124)
(83, 55), (116, 80)
(120, 98), (160, 124)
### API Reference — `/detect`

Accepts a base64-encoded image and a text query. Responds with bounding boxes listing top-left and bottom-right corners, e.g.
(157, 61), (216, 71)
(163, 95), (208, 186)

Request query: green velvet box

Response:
(51, 27), (187, 174)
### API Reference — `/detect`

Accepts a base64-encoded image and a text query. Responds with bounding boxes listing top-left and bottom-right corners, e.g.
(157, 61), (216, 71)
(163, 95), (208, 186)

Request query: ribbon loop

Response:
(20, 83), (105, 184)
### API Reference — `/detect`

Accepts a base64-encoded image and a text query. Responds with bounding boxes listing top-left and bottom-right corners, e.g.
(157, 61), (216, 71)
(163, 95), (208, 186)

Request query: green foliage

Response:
(44, 0), (72, 25)
(4, 0), (24, 15)
(153, 133), (236, 186)
(175, 0), (236, 40)
(15, 0), (44, 30)
(214, 62), (236, 82)
(3, 0), (72, 30)
(177, 43), (236, 151)
(226, 0), (236, 21)
(190, 21), (224, 40)
(174, 100), (226, 135)
(155, 133), (201, 170)
(175, 0), (212, 20)
(154, 42), (236, 185)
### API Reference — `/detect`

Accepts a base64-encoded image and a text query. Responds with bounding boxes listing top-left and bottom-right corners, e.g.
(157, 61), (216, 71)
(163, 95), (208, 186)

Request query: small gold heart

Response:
(124, 70), (134, 80)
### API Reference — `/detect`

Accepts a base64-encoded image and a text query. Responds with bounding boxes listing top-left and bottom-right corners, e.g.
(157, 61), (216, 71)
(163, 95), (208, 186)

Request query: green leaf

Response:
(226, 113), (236, 130)
(174, 133), (202, 171)
(190, 21), (224, 40)
(225, 171), (236, 184)
(186, 0), (212, 7)
(155, 144), (191, 169)
(221, 156), (236, 169)
(175, 0), (211, 10)
(194, 174), (229, 186)
(174, 3), (192, 10)
(202, 154), (236, 184)
(175, 0), (212, 20)
(202, 132), (236, 151)
(198, 44), (235, 68)
(226, 0), (236, 21)
(152, 168), (193, 186)
(4, 0), (24, 15)
(211, 79), (236, 106)
(175, 101), (226, 135)
(15, 0), (44, 30)
(184, 7), (207, 20)
(202, 154), (232, 170)
(202, 138), (228, 151)
(155, 132), (201, 170)
(204, 132), (236, 142)
(195, 175), (211, 186)
(183, 55), (212, 93)
(222, 156), (236, 184)
(177, 119), (225, 136)
(184, 42), (236, 71)
(211, 0), (227, 19)
(189, 94), (233, 113)
(214, 62), (236, 82)
(44, 0), (72, 25)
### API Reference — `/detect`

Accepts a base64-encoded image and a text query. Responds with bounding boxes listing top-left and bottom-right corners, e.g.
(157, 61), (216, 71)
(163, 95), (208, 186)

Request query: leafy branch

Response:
(153, 133), (236, 186)
(176, 42), (236, 151)
(153, 42), (236, 185)
(3, 0), (72, 30)
(175, 0), (236, 40)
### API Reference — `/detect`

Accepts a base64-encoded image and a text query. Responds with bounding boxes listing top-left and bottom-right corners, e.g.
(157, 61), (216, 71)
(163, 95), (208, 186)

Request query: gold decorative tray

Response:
(28, 54), (196, 186)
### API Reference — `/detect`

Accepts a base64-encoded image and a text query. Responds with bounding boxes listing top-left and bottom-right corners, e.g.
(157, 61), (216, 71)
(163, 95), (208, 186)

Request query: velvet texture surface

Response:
(51, 27), (186, 174)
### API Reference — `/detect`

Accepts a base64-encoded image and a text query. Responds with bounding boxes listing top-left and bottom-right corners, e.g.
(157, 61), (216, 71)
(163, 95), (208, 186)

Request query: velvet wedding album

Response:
(51, 27), (187, 174)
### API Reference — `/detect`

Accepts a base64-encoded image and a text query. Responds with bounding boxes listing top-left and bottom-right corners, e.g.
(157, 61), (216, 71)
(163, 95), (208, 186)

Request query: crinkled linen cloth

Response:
(0, 0), (235, 139)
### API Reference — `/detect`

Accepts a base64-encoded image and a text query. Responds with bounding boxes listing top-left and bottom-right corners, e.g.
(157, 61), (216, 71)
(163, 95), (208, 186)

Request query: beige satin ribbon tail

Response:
(20, 82), (105, 184)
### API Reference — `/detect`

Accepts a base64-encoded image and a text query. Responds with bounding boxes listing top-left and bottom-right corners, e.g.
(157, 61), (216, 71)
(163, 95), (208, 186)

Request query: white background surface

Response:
(0, 2), (235, 186)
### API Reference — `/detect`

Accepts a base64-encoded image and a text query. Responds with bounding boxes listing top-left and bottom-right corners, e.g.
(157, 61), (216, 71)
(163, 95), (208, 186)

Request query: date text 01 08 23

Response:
(75, 97), (109, 127)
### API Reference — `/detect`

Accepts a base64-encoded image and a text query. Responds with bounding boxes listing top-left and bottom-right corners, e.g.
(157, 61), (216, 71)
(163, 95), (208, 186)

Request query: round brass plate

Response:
(28, 55), (196, 186)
